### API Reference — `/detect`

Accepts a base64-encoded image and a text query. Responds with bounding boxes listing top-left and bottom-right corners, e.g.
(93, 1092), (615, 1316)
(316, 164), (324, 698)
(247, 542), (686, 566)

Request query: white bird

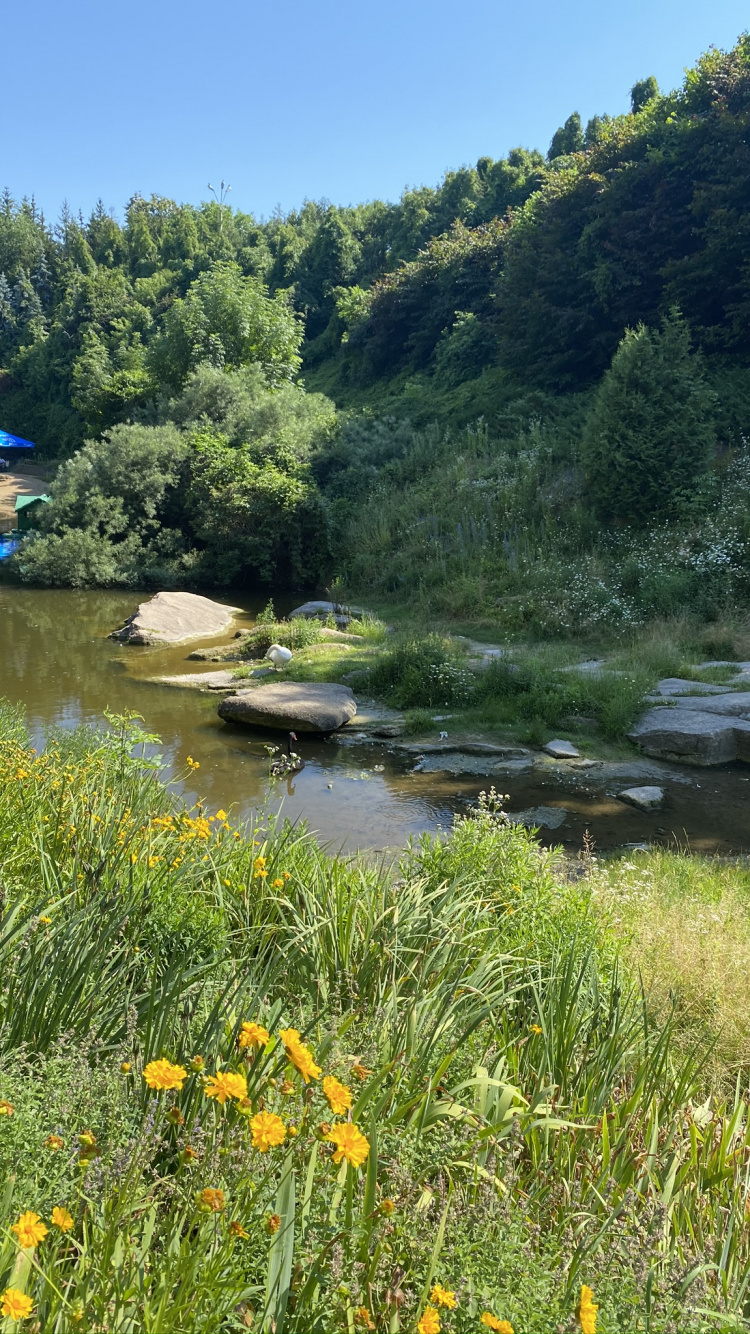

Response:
(439, 731), (448, 741)
(265, 643), (293, 671)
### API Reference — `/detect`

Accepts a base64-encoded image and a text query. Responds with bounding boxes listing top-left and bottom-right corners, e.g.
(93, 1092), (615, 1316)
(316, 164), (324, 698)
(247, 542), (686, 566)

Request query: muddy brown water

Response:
(1, 586), (749, 854)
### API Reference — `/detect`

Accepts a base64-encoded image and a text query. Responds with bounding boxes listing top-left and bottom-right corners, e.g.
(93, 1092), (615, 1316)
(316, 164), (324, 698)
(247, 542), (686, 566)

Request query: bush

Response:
(367, 634), (473, 708)
(240, 618), (323, 657)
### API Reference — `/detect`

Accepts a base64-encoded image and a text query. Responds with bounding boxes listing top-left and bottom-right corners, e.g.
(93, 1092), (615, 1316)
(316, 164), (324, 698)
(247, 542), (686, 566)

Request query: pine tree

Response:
(548, 112), (584, 161)
(0, 272), (15, 337)
(630, 76), (659, 113)
(582, 311), (716, 524)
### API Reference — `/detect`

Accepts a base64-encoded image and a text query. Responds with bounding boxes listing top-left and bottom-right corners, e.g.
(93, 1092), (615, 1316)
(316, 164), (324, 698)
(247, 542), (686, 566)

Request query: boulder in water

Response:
(111, 592), (241, 645)
(218, 681), (357, 733)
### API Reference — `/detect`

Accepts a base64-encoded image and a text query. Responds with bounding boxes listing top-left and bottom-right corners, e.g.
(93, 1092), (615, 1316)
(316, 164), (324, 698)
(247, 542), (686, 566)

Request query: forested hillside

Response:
(2, 35), (750, 606)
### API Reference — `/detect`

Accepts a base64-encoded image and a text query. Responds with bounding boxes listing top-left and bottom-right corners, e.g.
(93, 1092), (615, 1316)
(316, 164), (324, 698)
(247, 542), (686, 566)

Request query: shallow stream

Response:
(1, 586), (749, 854)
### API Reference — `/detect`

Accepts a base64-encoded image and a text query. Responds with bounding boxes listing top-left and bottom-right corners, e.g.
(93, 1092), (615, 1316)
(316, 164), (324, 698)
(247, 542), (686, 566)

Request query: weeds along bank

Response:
(1, 704), (750, 1331)
(328, 412), (750, 635)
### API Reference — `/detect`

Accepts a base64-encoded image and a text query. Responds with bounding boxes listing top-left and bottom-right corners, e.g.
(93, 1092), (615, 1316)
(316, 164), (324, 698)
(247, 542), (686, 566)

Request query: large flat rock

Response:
(629, 707), (750, 765)
(218, 682), (357, 733)
(666, 691), (750, 717)
(651, 678), (729, 696)
(111, 592), (241, 645)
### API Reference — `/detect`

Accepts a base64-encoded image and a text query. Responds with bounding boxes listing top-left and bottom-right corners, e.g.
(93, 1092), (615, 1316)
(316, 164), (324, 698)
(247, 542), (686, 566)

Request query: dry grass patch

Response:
(592, 848), (750, 1082)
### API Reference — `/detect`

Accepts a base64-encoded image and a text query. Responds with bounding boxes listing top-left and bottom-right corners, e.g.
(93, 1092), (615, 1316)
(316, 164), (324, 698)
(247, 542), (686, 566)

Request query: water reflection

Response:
(1, 586), (750, 853)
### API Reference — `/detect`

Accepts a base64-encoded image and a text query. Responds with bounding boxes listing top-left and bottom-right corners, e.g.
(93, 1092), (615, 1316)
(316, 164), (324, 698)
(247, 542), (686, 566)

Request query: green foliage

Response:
(15, 369), (336, 590)
(630, 74), (659, 112)
(256, 598), (276, 625)
(581, 311), (717, 523)
(0, 712), (748, 1329)
(240, 618), (323, 657)
(548, 111), (585, 160)
(148, 262), (303, 391)
(367, 634), (473, 708)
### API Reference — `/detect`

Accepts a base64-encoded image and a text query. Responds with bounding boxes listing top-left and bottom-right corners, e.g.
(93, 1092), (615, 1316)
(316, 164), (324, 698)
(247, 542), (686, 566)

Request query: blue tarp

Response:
(0, 537), (19, 560)
(0, 430), (34, 450)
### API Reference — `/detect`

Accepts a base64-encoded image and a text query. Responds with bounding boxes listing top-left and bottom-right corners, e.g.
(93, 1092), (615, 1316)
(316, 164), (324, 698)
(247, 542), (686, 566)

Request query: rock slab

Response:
(218, 682), (357, 733)
(111, 592), (241, 645)
(543, 738), (580, 759)
(651, 678), (728, 697)
(629, 707), (750, 766)
(508, 806), (568, 830)
(618, 785), (664, 812)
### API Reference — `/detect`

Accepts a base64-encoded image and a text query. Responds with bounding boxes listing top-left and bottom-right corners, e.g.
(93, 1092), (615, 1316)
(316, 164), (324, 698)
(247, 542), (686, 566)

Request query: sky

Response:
(3, 0), (748, 224)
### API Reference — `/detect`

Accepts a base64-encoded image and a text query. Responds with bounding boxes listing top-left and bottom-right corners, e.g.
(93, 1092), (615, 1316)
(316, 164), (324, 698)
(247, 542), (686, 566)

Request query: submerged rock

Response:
(508, 805), (568, 830)
(218, 682), (357, 733)
(111, 592), (241, 645)
(618, 785), (664, 812)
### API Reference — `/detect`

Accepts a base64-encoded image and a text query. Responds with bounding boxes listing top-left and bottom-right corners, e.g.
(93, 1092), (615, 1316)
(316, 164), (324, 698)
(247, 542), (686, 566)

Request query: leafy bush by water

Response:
(366, 634), (473, 708)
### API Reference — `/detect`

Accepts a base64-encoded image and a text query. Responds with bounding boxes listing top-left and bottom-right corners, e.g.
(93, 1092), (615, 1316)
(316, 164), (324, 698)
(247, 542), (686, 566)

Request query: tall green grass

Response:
(0, 709), (747, 1330)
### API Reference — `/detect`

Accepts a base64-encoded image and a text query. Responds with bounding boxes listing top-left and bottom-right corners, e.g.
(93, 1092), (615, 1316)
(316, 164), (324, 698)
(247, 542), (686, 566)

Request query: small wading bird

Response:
(268, 732), (305, 777)
(265, 643), (293, 671)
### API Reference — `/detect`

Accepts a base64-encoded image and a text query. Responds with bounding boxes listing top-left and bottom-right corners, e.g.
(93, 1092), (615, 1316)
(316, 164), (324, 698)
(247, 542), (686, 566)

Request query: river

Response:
(1, 585), (749, 854)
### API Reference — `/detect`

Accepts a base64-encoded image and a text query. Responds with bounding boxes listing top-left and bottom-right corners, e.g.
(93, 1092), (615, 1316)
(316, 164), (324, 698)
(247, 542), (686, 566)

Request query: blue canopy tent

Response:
(0, 430), (35, 468)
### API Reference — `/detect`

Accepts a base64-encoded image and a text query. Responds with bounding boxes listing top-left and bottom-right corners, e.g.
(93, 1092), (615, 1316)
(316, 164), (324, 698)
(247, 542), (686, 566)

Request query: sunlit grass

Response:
(1, 707), (749, 1329)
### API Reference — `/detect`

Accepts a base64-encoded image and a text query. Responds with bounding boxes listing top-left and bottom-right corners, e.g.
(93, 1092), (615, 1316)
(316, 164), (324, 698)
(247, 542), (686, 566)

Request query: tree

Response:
(148, 262), (303, 390)
(631, 76), (659, 113)
(581, 311), (716, 523)
(548, 112), (584, 161)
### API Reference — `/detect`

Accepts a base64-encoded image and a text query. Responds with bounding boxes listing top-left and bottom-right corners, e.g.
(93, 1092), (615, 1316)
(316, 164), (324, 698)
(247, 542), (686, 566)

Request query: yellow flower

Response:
(52, 1206), (74, 1232)
(279, 1028), (321, 1083)
(272, 878), (284, 888)
(1, 1289), (33, 1321)
(480, 1316), (514, 1333)
(354, 1307), (375, 1329)
(238, 1021), (270, 1049)
(229, 1219), (249, 1238)
(529, 1024), (543, 1035)
(251, 1111), (286, 1152)
(430, 1284), (457, 1309)
(417, 1307), (441, 1334)
(380, 1198), (395, 1215)
(204, 1070), (248, 1105)
(45, 1134), (64, 1151)
(323, 1075), (353, 1115)
(326, 1121), (370, 1169)
(0, 1100), (14, 1116)
(579, 1285), (598, 1334)
(143, 1058), (187, 1091)
(186, 756), (200, 770)
(120, 1062), (132, 1073)
(198, 1187), (225, 1213)
(12, 1210), (48, 1248)
(266, 1212), (281, 1234)
(216, 809), (227, 821)
(39, 915), (52, 925)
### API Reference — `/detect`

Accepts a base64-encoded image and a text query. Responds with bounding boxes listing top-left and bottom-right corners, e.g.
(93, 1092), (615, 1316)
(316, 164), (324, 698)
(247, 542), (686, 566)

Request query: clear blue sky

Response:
(4, 0), (748, 224)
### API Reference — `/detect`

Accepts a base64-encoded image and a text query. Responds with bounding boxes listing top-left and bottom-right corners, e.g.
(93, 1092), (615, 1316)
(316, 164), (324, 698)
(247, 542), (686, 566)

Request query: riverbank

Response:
(0, 699), (749, 1331)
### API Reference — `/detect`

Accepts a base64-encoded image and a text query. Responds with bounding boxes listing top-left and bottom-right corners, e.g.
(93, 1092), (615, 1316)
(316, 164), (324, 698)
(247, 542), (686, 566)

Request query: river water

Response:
(1, 586), (749, 854)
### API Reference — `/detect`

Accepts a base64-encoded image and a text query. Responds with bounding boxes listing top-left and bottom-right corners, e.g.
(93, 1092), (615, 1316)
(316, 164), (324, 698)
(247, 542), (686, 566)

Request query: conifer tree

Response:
(581, 311), (716, 523)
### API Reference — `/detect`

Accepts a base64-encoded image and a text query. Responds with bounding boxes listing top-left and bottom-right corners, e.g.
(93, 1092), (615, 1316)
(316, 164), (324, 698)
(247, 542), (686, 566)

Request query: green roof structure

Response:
(14, 493), (51, 532)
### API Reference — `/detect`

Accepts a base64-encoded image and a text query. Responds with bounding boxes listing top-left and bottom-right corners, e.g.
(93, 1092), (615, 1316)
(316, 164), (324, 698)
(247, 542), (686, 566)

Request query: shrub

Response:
(367, 634), (473, 708)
